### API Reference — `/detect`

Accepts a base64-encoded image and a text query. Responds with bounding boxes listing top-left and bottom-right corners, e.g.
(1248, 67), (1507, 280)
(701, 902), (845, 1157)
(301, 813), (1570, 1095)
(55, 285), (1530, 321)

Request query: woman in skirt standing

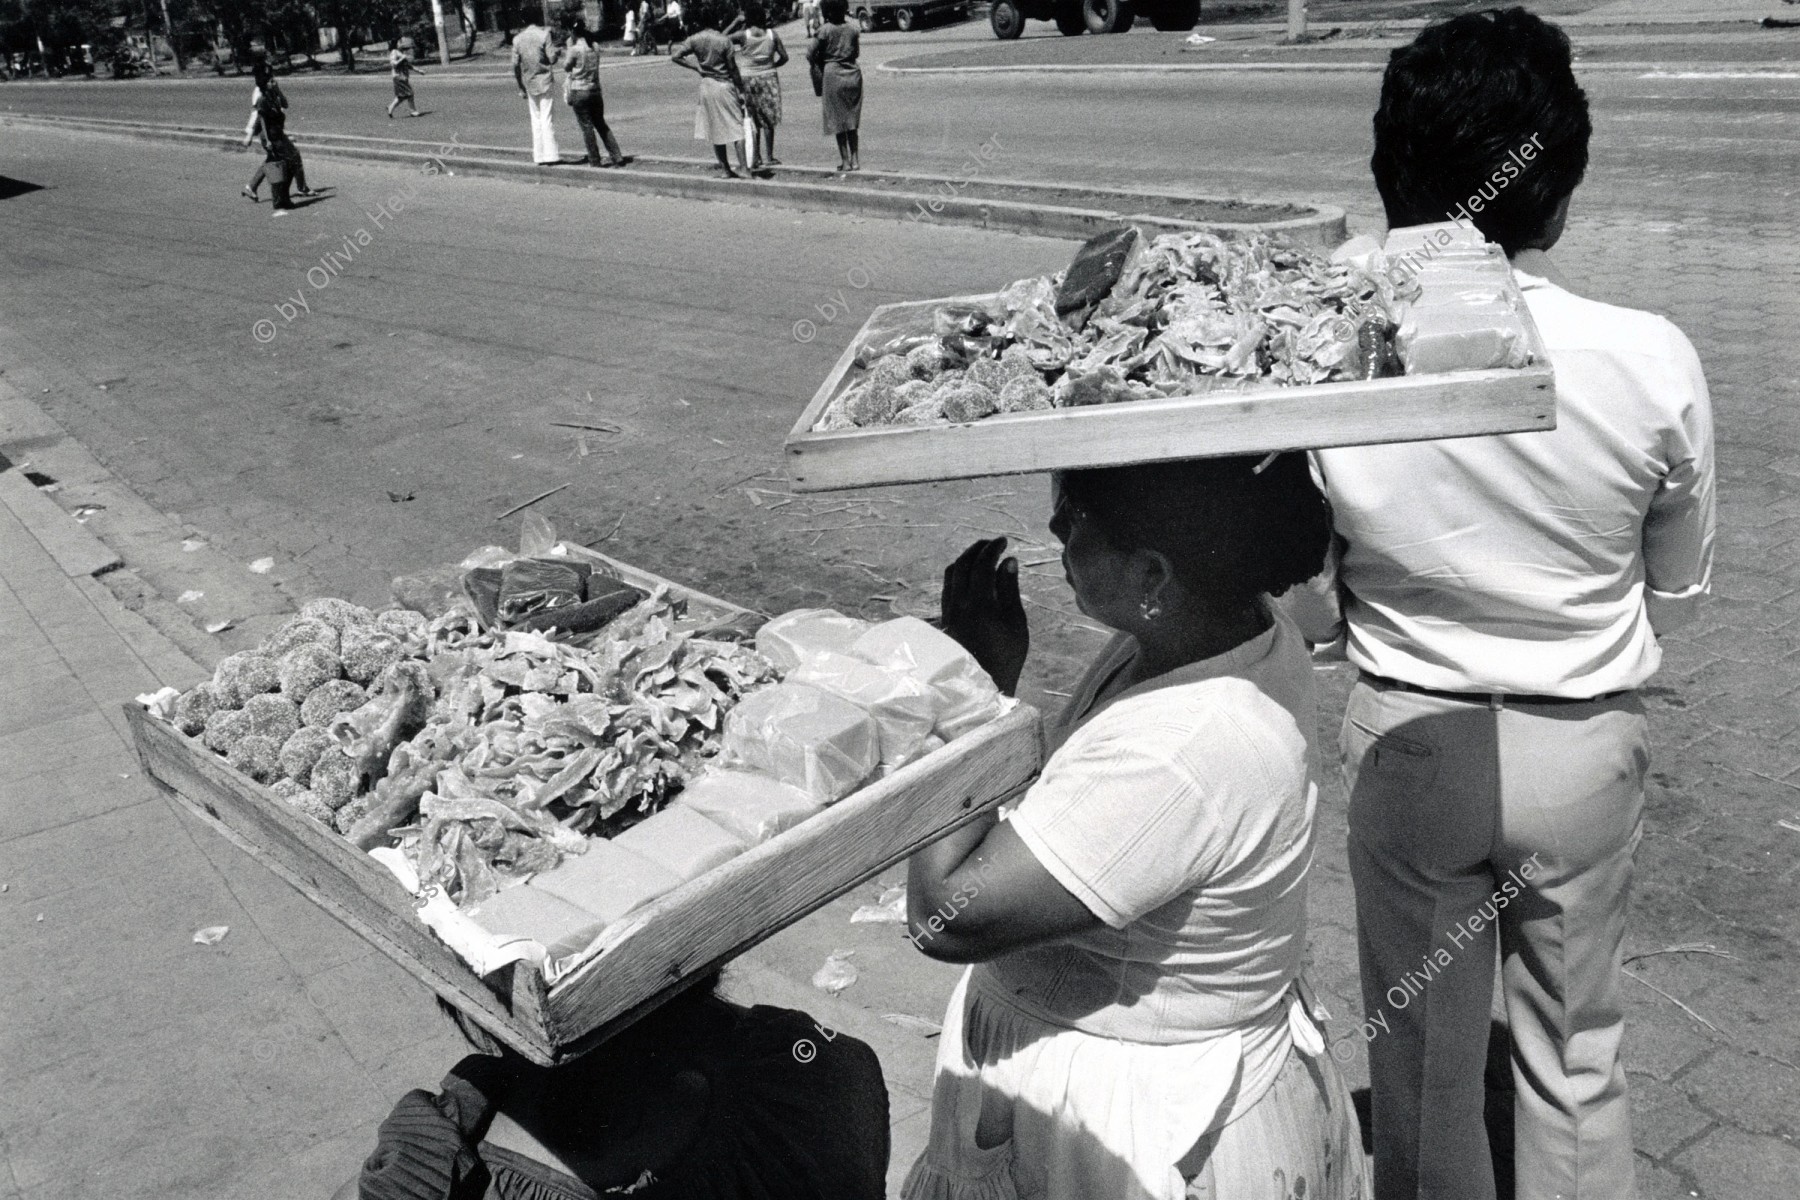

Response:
(671, 7), (752, 179)
(807, 0), (861, 173)
(730, 2), (789, 172)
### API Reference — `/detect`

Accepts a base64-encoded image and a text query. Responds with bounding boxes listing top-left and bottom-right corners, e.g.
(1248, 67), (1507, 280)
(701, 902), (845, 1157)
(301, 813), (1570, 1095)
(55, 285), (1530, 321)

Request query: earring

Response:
(1140, 598), (1162, 620)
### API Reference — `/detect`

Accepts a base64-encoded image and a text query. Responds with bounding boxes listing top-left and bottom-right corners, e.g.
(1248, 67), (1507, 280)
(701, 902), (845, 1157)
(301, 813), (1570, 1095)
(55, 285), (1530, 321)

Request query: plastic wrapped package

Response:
(754, 609), (874, 673)
(469, 883), (611, 960)
(530, 837), (685, 926)
(677, 769), (826, 845)
(613, 804), (748, 883)
(497, 557), (593, 625)
(788, 650), (938, 769)
(849, 617), (1003, 741)
(1396, 297), (1530, 375)
(718, 683), (881, 805)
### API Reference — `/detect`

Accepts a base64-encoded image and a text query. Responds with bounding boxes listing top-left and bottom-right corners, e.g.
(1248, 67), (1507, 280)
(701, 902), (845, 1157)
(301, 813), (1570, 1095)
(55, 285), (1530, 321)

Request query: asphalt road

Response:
(1, 57), (1793, 674)
(4, 26), (1796, 216)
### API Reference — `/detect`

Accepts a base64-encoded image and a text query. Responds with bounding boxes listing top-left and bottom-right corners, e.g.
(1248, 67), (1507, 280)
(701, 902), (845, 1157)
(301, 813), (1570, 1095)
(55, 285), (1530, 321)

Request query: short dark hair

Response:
(1057, 453), (1331, 611)
(1371, 8), (1590, 254)
(821, 0), (850, 24)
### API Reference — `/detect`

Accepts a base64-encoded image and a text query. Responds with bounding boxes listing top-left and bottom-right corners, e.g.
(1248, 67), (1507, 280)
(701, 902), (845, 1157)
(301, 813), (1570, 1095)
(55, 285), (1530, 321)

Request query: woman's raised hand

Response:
(941, 537), (1028, 696)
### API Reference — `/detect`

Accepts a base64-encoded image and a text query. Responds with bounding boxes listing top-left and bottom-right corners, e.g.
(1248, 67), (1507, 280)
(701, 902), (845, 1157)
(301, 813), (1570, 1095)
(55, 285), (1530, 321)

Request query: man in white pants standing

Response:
(512, 19), (563, 165)
(1294, 10), (1716, 1200)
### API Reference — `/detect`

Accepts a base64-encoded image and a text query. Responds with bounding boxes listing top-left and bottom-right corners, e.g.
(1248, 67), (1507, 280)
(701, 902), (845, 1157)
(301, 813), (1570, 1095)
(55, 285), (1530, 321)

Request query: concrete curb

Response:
(0, 374), (293, 667)
(0, 112), (1348, 248)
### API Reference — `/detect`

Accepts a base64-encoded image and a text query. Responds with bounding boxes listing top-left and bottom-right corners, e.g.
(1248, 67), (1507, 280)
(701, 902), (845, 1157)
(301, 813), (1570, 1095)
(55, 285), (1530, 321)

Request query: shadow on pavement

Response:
(0, 175), (45, 200)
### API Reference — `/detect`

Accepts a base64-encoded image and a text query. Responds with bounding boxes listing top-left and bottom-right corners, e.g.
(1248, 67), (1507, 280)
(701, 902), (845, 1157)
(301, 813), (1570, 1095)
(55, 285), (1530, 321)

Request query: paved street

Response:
(1, 17), (1797, 1199)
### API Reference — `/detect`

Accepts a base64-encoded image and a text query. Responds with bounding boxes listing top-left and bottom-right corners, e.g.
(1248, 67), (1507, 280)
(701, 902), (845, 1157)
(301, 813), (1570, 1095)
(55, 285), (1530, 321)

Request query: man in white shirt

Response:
(511, 20), (563, 165)
(1297, 11), (1716, 1200)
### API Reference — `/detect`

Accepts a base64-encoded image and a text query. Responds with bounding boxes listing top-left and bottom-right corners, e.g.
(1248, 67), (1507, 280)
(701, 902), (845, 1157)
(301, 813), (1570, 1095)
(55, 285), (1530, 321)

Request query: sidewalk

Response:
(0, 420), (474, 1198)
(0, 383), (949, 1198)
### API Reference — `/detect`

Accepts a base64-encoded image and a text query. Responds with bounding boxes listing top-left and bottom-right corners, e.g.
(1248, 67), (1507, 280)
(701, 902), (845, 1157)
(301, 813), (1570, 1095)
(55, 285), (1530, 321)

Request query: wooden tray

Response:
(784, 291), (1557, 493)
(126, 567), (1044, 1065)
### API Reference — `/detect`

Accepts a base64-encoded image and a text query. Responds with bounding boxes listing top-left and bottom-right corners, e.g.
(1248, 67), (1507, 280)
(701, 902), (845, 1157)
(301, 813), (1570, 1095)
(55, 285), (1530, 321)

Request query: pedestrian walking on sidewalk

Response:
(337, 982), (892, 1200)
(512, 19), (565, 165)
(386, 41), (422, 119)
(1287, 12), (1718, 1200)
(904, 459), (1368, 1200)
(808, 0), (861, 173)
(563, 23), (630, 167)
(671, 7), (752, 179)
(729, 2), (788, 172)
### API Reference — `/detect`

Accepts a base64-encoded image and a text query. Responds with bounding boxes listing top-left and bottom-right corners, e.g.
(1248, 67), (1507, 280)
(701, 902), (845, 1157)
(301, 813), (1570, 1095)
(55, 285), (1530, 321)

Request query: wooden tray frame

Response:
(783, 293), (1557, 492)
(125, 565), (1044, 1065)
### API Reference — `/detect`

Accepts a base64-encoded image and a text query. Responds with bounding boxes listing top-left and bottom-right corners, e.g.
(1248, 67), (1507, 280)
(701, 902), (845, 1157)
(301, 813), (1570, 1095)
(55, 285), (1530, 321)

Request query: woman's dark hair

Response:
(1057, 453), (1330, 611)
(251, 59), (273, 84)
(821, 0), (850, 24)
(1371, 7), (1590, 255)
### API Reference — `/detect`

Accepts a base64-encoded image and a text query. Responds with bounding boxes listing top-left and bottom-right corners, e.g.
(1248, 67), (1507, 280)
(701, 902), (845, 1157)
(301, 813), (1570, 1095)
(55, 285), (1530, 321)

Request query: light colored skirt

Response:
(903, 970), (1368, 1200)
(744, 70), (781, 128)
(694, 76), (745, 144)
(822, 61), (862, 135)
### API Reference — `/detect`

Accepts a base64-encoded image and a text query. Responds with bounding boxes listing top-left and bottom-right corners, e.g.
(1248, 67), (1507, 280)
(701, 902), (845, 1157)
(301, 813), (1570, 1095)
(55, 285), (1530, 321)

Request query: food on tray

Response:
(850, 617), (1004, 740)
(816, 230), (1407, 431)
(815, 223), (1538, 434)
(394, 592), (777, 904)
(719, 682), (882, 804)
(788, 650), (938, 770)
(1397, 296), (1530, 375)
(1055, 225), (1142, 317)
(469, 883), (611, 960)
(613, 804), (749, 883)
(462, 555), (651, 636)
(754, 608), (874, 672)
(677, 769), (827, 845)
(529, 837), (686, 926)
(151, 528), (1022, 963)
(1339, 222), (1531, 376)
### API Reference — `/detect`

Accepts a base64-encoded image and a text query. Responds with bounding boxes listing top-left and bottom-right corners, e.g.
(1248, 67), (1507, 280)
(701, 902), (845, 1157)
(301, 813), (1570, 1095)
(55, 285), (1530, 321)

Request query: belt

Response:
(1362, 672), (1626, 710)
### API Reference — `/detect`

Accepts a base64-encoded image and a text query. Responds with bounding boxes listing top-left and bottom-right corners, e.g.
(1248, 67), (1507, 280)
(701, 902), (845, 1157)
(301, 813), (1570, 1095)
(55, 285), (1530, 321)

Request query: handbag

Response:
(810, 60), (824, 98)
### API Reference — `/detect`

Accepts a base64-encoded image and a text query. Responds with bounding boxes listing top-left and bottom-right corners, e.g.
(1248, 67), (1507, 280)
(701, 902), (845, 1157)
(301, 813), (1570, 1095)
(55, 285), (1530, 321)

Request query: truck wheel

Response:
(1147, 0), (1198, 29)
(856, 6), (876, 30)
(894, 5), (917, 29)
(1054, 6), (1085, 34)
(1083, 0), (1134, 33)
(990, 0), (1025, 37)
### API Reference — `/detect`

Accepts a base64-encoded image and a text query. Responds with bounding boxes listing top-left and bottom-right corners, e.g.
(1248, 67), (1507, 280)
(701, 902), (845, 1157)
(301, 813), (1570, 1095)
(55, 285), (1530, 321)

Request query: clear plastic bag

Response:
(677, 768), (826, 844)
(719, 682), (881, 805)
(788, 649), (938, 769)
(755, 609), (873, 673)
(849, 617), (1003, 741)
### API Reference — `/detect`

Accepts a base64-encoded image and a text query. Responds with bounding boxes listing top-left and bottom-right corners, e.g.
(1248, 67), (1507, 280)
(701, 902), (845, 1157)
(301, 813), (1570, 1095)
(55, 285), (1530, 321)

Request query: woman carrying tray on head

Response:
(340, 977), (891, 1200)
(903, 454), (1367, 1200)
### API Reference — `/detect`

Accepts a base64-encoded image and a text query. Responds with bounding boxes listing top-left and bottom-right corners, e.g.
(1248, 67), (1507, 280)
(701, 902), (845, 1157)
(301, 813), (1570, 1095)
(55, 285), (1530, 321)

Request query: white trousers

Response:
(1343, 675), (1647, 1200)
(525, 93), (559, 164)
